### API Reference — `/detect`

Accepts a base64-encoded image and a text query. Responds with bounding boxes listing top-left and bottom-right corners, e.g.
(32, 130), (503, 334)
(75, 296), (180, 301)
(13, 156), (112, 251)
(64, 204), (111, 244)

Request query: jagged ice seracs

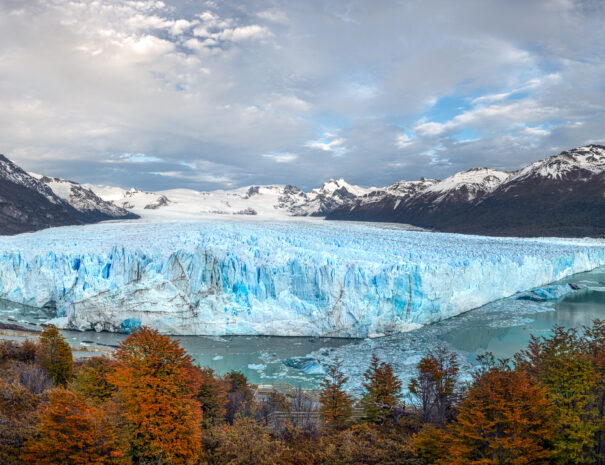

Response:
(0, 219), (603, 338)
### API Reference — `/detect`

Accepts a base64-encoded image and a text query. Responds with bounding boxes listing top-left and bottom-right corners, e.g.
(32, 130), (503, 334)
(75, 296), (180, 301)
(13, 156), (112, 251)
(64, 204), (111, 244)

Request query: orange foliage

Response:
(188, 365), (228, 427)
(0, 377), (40, 465)
(205, 417), (284, 465)
(74, 356), (117, 405)
(21, 388), (126, 465)
(441, 366), (554, 465)
(319, 423), (420, 465)
(319, 358), (353, 430)
(36, 325), (73, 386)
(110, 327), (203, 465)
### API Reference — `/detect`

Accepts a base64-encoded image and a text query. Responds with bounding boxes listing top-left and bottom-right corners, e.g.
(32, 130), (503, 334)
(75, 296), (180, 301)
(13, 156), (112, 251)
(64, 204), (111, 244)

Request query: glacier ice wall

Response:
(0, 219), (603, 337)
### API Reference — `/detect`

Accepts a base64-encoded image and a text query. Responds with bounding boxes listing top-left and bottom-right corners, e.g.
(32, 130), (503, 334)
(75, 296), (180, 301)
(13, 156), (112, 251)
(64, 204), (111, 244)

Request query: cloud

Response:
(0, 0), (604, 191)
(395, 133), (415, 148)
(257, 9), (288, 23)
(262, 152), (298, 163)
(218, 25), (272, 41)
(413, 94), (560, 138)
(118, 153), (164, 163)
(523, 126), (551, 137)
(192, 10), (271, 44)
(305, 132), (348, 156)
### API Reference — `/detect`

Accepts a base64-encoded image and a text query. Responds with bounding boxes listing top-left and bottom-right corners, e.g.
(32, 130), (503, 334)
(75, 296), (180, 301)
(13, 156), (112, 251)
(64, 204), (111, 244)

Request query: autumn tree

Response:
(36, 325), (73, 386)
(319, 423), (422, 465)
(0, 340), (36, 364)
(204, 417), (285, 465)
(413, 425), (451, 464)
(21, 388), (126, 465)
(319, 357), (353, 430)
(360, 354), (403, 424)
(189, 365), (228, 427)
(225, 370), (254, 423)
(441, 365), (555, 465)
(74, 356), (116, 405)
(274, 425), (322, 465)
(408, 344), (460, 424)
(110, 326), (203, 464)
(516, 326), (600, 465)
(0, 377), (40, 465)
(583, 320), (605, 464)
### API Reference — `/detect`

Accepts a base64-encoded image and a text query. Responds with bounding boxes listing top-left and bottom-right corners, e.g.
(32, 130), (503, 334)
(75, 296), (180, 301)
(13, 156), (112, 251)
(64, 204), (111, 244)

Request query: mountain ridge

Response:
(328, 144), (605, 237)
(1, 144), (603, 237)
(0, 154), (137, 235)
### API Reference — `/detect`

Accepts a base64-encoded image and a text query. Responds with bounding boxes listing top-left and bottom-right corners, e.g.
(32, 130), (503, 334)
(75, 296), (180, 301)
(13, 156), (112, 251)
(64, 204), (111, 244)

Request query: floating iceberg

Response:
(0, 219), (603, 338)
(283, 357), (325, 375)
(517, 283), (584, 302)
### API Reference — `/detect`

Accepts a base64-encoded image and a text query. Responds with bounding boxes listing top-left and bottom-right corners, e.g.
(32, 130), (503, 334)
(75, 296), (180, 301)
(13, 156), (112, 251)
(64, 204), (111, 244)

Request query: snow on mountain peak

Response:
(32, 175), (136, 219)
(73, 143), (605, 222)
(385, 178), (439, 196)
(312, 178), (371, 197)
(2, 157), (61, 204)
(425, 167), (510, 202)
(509, 144), (605, 183)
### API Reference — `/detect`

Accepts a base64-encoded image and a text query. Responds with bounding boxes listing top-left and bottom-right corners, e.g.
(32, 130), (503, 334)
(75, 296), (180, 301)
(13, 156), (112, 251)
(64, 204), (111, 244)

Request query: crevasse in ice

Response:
(0, 219), (603, 337)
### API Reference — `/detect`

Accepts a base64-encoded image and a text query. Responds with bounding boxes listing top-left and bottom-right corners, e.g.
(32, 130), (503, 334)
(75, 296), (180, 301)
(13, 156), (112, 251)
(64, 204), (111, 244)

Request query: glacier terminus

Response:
(0, 218), (604, 338)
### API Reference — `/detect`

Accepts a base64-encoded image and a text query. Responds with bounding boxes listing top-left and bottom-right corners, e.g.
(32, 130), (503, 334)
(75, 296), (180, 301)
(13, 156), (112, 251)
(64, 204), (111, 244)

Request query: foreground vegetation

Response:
(0, 321), (603, 464)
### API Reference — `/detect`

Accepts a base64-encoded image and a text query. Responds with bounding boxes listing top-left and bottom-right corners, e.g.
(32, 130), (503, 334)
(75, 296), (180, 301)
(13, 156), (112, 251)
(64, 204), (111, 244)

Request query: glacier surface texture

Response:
(0, 219), (604, 337)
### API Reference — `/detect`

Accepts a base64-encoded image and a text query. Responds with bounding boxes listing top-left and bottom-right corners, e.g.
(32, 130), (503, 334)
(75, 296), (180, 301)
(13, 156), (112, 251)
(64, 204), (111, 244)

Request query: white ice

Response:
(0, 219), (603, 337)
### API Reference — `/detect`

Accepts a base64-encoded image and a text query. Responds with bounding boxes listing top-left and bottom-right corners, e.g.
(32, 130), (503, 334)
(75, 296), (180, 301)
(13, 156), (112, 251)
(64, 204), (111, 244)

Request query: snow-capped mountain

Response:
(466, 144), (605, 236)
(0, 155), (77, 234)
(0, 155), (137, 234)
(503, 144), (605, 185)
(337, 179), (438, 221)
(116, 188), (170, 211)
(384, 178), (439, 197)
(87, 178), (373, 219)
(422, 168), (510, 204)
(288, 178), (375, 216)
(1, 144), (603, 237)
(84, 185), (171, 210)
(329, 144), (605, 237)
(0, 155), (62, 205)
(89, 184), (288, 218)
(34, 175), (136, 221)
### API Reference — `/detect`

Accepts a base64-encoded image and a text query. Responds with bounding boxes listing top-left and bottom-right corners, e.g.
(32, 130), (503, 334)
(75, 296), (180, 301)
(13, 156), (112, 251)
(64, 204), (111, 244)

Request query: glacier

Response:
(0, 219), (603, 338)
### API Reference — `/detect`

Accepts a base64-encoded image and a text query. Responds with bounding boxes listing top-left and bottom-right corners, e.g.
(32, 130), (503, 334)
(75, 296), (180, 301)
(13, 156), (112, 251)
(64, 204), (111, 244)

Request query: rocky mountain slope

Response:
(34, 175), (137, 222)
(288, 178), (373, 216)
(0, 154), (137, 235)
(0, 155), (78, 234)
(328, 144), (605, 237)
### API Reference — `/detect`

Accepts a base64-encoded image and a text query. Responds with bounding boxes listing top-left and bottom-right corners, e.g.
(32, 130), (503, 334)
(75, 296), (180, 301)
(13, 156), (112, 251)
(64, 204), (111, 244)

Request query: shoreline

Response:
(0, 326), (114, 359)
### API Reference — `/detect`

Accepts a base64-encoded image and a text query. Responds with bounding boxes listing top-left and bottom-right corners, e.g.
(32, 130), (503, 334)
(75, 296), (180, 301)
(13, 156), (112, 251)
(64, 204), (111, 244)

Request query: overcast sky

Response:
(1, 0), (604, 191)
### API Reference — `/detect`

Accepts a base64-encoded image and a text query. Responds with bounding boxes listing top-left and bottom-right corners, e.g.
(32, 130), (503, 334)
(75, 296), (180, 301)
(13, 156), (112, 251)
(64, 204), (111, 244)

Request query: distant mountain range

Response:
(0, 144), (603, 237)
(84, 178), (374, 219)
(328, 144), (605, 237)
